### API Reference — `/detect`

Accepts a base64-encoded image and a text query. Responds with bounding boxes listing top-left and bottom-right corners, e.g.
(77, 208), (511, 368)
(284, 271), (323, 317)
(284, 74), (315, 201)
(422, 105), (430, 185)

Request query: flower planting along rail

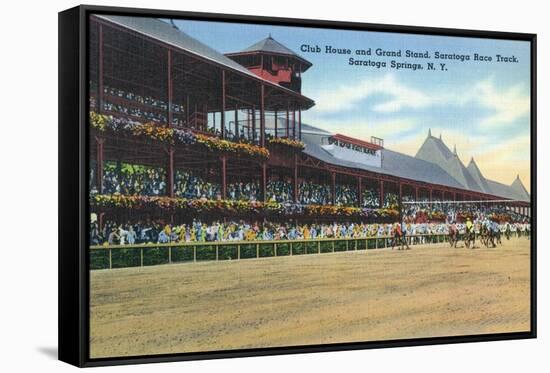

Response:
(90, 194), (400, 221)
(90, 111), (270, 160)
(89, 233), (453, 270)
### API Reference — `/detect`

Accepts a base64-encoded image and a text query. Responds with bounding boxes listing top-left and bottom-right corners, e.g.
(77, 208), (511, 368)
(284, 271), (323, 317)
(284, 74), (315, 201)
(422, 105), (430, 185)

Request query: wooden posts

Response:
(261, 162), (267, 202)
(379, 180), (384, 208)
(260, 84), (265, 147)
(234, 104), (238, 139)
(298, 106), (302, 141)
(292, 109), (296, 139)
(415, 186), (419, 201)
(221, 156), (227, 199)
(95, 137), (105, 194)
(293, 154), (299, 203)
(167, 147), (174, 198)
(358, 177), (363, 207)
(186, 95), (190, 127)
(286, 103), (290, 138)
(221, 70), (226, 138)
(167, 49), (173, 127)
(98, 24), (104, 114)
(274, 109), (278, 138)
(331, 172), (336, 205)
(252, 105), (256, 142)
(246, 109), (251, 139)
(98, 212), (104, 234)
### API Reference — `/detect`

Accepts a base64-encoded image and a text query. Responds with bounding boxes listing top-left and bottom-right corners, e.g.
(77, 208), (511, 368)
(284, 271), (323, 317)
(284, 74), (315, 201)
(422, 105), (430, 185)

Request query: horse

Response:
(480, 223), (497, 248)
(448, 224), (459, 248)
(495, 227), (502, 245)
(464, 228), (476, 249)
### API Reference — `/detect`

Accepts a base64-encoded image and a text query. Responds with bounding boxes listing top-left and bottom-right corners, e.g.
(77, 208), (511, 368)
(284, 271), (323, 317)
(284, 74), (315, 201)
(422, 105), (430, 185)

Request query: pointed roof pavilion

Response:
(415, 132), (482, 192)
(511, 174), (530, 200)
(226, 35), (312, 72)
(466, 157), (491, 193)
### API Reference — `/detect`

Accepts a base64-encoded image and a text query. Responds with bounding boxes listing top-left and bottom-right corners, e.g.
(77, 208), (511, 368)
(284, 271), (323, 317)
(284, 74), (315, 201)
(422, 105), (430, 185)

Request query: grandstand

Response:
(88, 14), (531, 234)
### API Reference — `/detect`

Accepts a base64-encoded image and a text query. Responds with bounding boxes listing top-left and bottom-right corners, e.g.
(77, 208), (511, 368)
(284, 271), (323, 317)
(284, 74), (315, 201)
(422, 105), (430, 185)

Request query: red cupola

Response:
(225, 35), (312, 93)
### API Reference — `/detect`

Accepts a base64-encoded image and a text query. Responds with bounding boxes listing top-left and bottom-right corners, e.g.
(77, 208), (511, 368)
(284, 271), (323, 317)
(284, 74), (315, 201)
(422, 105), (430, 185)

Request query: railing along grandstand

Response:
(90, 233), (455, 270)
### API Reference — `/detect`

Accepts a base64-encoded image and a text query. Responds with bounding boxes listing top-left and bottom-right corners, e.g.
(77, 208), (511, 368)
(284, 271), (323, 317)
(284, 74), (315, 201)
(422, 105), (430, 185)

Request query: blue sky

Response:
(172, 19), (531, 190)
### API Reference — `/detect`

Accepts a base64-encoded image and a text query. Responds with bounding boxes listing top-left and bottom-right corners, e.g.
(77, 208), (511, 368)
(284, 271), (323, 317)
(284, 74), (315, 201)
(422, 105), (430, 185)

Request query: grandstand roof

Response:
(301, 125), (530, 202)
(511, 175), (531, 200)
(466, 158), (492, 193)
(415, 134), (482, 191)
(302, 130), (465, 189)
(93, 15), (314, 108)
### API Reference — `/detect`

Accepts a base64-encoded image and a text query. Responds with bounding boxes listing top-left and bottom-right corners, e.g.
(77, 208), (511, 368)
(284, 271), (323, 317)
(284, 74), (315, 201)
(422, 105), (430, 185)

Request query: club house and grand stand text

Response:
(300, 45), (519, 71)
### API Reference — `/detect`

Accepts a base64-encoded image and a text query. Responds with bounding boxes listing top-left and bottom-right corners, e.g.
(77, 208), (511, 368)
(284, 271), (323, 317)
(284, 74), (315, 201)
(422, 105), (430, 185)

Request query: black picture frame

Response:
(59, 4), (537, 367)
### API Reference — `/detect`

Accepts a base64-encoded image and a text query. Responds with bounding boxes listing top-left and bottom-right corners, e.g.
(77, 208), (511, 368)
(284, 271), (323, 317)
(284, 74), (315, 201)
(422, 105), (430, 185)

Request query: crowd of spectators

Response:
(90, 217), (531, 246)
(267, 179), (293, 203)
(227, 181), (261, 201)
(100, 85), (186, 124)
(102, 101), (167, 124)
(101, 162), (167, 196)
(298, 182), (331, 205)
(383, 193), (399, 208)
(362, 189), (379, 208)
(403, 201), (529, 224)
(174, 171), (220, 199)
(90, 219), (394, 245)
(335, 184), (358, 207)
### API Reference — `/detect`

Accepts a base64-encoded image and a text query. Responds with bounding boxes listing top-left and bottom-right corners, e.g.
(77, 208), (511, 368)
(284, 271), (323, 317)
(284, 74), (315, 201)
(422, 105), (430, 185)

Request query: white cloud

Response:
(461, 78), (530, 128)
(313, 73), (530, 130)
(314, 74), (432, 114)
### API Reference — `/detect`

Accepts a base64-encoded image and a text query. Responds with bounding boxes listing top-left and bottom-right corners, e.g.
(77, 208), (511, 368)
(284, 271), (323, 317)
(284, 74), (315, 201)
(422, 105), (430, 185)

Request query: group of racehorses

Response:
(448, 223), (506, 249)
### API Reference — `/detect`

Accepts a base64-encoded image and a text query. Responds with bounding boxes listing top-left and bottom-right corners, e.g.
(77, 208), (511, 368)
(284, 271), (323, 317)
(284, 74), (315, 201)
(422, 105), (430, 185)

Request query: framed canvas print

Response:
(58, 5), (536, 367)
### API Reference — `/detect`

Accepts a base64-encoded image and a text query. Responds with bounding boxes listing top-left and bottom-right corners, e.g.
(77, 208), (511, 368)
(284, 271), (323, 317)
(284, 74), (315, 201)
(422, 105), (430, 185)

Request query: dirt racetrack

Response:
(90, 237), (531, 358)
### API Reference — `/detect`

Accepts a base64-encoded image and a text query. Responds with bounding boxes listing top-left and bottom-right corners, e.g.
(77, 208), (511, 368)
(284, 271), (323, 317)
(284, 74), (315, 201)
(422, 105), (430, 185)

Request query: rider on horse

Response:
(391, 223), (410, 250)
(465, 217), (475, 248)
(448, 221), (458, 248)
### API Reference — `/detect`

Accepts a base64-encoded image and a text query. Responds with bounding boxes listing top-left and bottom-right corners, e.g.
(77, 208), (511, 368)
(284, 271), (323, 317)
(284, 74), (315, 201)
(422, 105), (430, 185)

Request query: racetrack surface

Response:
(90, 237), (531, 358)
